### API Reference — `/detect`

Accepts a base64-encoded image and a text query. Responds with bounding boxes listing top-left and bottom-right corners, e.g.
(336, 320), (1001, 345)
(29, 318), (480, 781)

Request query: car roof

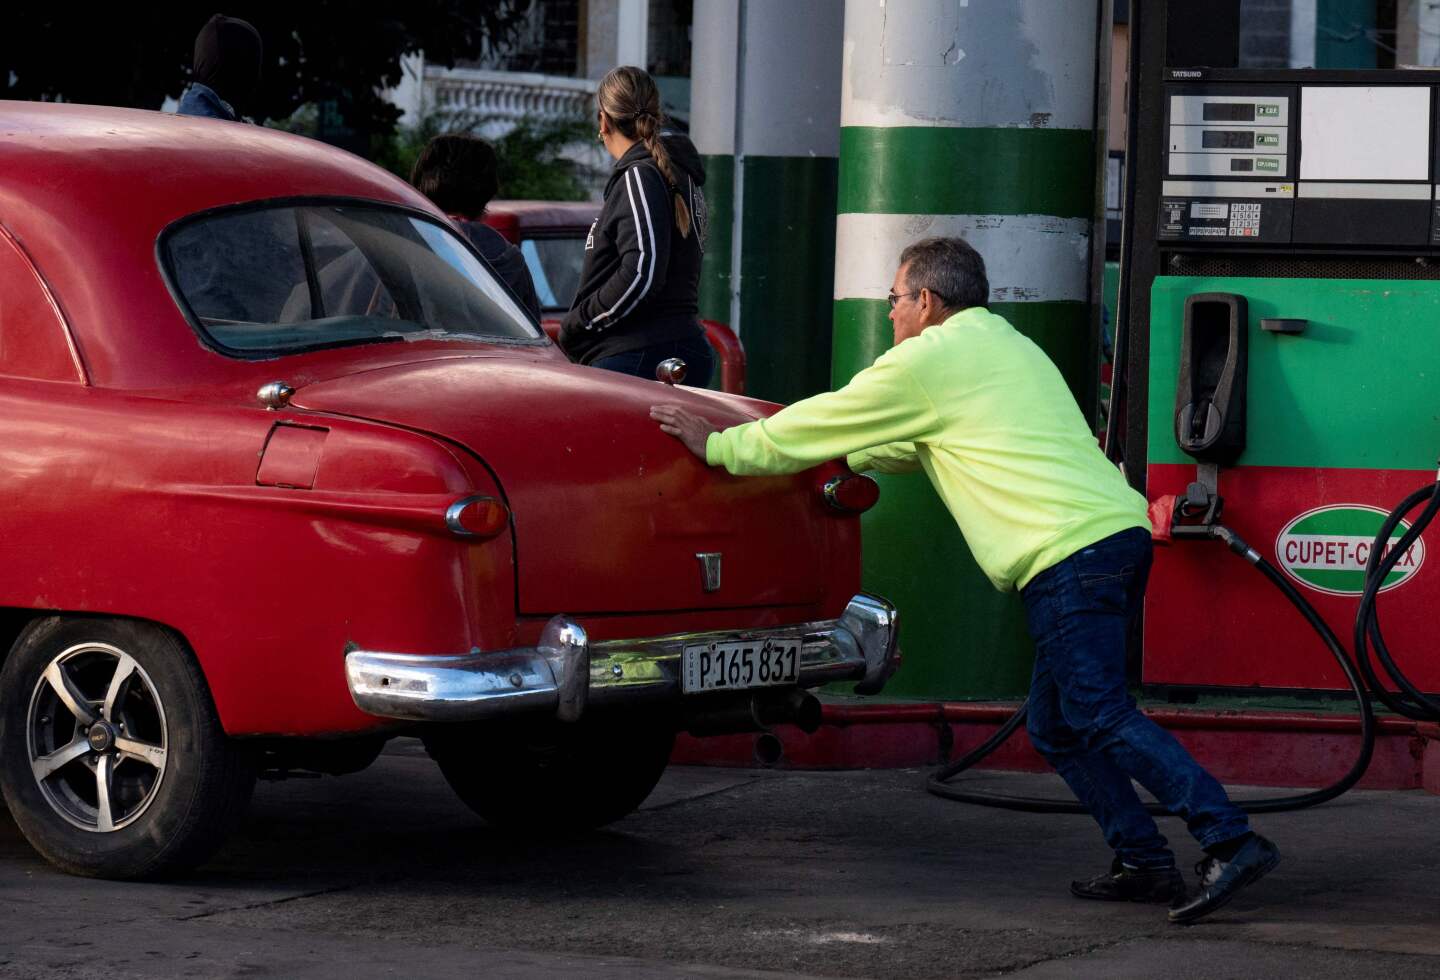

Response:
(0, 102), (453, 390)
(485, 199), (600, 230)
(0, 101), (432, 218)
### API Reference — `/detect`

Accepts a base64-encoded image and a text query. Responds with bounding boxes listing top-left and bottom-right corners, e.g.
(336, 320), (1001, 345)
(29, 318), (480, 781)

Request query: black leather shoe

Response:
(1168, 835), (1281, 924)
(1071, 858), (1185, 903)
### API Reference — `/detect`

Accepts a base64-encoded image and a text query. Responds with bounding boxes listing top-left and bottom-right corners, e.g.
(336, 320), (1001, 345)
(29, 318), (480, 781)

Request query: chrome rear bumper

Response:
(345, 593), (898, 724)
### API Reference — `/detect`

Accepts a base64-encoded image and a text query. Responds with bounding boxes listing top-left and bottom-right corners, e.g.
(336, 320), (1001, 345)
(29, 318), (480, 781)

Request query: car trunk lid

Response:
(293, 354), (830, 614)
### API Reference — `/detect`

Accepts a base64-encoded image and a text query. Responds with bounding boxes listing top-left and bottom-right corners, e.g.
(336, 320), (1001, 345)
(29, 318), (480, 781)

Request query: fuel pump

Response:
(1137, 74), (1440, 705)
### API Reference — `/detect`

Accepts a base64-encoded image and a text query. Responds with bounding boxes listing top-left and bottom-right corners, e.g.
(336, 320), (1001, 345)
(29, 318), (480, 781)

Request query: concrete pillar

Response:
(585, 0), (649, 79)
(1397, 0), (1440, 67)
(691, 0), (844, 403)
(615, 0), (649, 69)
(691, 0), (740, 332)
(832, 0), (1105, 699)
(1291, 0), (1318, 68)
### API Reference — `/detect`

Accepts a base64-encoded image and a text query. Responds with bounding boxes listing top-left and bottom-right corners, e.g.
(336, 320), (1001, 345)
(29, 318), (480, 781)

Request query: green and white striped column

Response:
(834, 0), (1104, 699)
(692, 0), (844, 404)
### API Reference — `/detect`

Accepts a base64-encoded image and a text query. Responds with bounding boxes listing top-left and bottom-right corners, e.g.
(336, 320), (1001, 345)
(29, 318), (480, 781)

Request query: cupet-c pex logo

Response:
(1275, 504), (1425, 596)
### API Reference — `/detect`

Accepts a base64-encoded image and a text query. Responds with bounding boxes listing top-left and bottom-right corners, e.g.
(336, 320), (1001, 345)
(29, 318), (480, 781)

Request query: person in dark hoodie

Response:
(410, 134), (542, 321)
(177, 14), (262, 122)
(559, 65), (714, 386)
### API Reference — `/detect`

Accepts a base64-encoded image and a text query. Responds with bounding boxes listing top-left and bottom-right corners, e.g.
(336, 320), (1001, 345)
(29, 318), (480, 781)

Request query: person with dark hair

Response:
(177, 14), (262, 122)
(651, 237), (1279, 925)
(560, 65), (713, 386)
(410, 134), (540, 320)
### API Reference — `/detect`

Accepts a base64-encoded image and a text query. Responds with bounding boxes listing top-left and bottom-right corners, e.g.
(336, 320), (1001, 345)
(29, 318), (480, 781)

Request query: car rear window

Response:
(162, 202), (544, 356)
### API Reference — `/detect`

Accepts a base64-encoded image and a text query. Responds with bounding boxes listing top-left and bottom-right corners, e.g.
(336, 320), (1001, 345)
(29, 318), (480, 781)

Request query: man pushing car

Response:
(649, 236), (1278, 924)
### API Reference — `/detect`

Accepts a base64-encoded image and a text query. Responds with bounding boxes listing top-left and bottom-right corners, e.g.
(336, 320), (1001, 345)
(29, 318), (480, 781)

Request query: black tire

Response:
(423, 714), (674, 832)
(0, 617), (255, 879)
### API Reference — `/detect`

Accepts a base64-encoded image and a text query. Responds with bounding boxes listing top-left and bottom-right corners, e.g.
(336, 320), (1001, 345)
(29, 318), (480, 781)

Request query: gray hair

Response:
(898, 237), (990, 312)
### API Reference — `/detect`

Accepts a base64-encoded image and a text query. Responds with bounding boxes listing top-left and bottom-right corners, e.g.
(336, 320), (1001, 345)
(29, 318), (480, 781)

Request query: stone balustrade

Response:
(394, 63), (597, 126)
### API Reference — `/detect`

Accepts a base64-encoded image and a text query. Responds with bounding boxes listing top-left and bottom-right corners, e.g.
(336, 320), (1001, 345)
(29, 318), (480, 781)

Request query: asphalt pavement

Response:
(2, 738), (1437, 979)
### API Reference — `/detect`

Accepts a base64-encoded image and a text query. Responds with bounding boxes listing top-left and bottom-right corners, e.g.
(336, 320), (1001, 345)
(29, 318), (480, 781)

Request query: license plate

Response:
(681, 637), (801, 693)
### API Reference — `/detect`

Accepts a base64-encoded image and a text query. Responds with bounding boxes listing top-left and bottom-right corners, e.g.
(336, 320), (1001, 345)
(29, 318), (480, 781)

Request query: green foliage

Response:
(373, 111), (603, 202)
(2, 3), (528, 137)
(492, 116), (602, 201)
(367, 110), (459, 186)
(266, 103), (320, 136)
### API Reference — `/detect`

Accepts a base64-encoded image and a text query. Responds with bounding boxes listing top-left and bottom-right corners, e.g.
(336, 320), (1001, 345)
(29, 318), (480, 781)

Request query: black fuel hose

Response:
(1354, 474), (1440, 722)
(927, 526), (1377, 814)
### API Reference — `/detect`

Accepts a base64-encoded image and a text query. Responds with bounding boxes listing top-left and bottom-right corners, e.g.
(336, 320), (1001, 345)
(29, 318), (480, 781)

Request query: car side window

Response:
(170, 208), (309, 325)
(0, 228), (82, 382)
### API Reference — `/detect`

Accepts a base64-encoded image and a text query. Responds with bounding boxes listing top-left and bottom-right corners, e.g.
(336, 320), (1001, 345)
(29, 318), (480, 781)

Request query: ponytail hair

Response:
(597, 65), (692, 239)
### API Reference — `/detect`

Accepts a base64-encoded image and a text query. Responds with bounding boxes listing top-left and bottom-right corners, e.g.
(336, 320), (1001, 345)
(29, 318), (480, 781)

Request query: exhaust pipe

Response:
(757, 689), (822, 733)
(753, 732), (784, 766)
(683, 689), (824, 737)
(683, 694), (765, 737)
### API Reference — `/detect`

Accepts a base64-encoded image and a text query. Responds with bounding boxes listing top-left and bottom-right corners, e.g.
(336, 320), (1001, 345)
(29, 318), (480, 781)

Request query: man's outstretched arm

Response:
(848, 441), (922, 474)
(649, 354), (939, 476)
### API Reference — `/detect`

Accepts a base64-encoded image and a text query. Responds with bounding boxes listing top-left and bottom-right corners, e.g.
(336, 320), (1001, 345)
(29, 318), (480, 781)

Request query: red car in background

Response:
(484, 200), (747, 394)
(0, 103), (894, 880)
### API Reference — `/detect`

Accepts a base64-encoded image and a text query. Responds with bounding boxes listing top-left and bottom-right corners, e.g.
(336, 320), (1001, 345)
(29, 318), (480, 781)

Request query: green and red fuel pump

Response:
(931, 0), (1440, 810)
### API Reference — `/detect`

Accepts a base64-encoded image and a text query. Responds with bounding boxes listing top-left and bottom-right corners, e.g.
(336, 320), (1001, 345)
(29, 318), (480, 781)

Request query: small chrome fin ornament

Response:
(696, 552), (722, 592)
(656, 358), (687, 385)
(257, 380), (295, 410)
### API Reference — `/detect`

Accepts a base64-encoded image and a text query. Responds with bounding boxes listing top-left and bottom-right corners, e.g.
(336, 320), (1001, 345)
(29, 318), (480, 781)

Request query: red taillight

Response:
(445, 495), (510, 538)
(822, 473), (880, 514)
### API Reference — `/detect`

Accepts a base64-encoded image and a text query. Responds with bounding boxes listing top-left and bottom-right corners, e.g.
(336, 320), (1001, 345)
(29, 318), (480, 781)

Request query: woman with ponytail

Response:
(559, 66), (715, 386)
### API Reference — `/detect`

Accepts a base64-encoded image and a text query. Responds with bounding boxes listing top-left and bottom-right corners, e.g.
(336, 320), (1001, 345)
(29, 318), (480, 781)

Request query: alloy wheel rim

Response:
(25, 642), (168, 833)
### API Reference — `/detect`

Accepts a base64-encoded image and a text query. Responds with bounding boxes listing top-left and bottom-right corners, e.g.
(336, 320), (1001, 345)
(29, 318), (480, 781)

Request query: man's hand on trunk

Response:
(650, 404), (718, 460)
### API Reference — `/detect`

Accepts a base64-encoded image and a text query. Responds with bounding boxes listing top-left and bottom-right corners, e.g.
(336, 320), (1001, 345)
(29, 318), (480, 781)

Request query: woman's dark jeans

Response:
(1020, 526), (1250, 869)
(590, 331), (716, 388)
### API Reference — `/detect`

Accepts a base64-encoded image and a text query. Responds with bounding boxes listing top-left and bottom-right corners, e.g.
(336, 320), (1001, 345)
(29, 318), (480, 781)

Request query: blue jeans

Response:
(1020, 527), (1250, 869)
(591, 332), (716, 388)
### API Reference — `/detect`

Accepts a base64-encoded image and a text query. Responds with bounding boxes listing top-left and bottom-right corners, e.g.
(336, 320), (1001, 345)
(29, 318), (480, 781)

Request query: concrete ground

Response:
(2, 739), (1437, 979)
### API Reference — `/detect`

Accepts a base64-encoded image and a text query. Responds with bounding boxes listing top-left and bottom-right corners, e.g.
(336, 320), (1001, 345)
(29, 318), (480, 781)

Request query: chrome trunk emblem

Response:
(696, 552), (722, 592)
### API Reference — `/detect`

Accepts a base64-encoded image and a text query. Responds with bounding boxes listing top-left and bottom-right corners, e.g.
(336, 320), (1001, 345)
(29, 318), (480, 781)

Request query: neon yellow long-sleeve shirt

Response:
(704, 307), (1148, 592)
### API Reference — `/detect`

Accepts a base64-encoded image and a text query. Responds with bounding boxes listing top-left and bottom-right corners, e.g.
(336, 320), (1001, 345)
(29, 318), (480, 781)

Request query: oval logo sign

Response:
(1275, 504), (1425, 596)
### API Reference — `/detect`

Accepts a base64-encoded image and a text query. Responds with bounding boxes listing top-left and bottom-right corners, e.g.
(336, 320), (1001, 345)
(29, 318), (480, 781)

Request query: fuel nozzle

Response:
(1179, 480), (1217, 519)
(1170, 464), (1223, 539)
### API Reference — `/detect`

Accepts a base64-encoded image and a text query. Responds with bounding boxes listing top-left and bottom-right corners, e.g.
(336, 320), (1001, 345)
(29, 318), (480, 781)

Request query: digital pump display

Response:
(1162, 83), (1439, 247)
(1203, 130), (1257, 149)
(1202, 102), (1257, 122)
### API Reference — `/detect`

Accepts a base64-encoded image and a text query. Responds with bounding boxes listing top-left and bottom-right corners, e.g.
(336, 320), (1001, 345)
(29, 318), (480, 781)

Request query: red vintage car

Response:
(483, 199), (747, 394)
(0, 103), (896, 880)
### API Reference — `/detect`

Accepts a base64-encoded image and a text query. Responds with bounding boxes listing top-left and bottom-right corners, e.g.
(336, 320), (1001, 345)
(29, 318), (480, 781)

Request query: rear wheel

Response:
(423, 715), (674, 832)
(0, 617), (254, 879)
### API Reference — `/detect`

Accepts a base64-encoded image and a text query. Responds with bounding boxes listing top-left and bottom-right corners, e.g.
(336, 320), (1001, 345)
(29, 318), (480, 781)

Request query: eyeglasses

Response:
(887, 289), (952, 309)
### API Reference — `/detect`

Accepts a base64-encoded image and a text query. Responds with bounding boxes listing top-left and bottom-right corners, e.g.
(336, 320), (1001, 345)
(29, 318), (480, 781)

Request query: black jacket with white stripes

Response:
(559, 135), (707, 365)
